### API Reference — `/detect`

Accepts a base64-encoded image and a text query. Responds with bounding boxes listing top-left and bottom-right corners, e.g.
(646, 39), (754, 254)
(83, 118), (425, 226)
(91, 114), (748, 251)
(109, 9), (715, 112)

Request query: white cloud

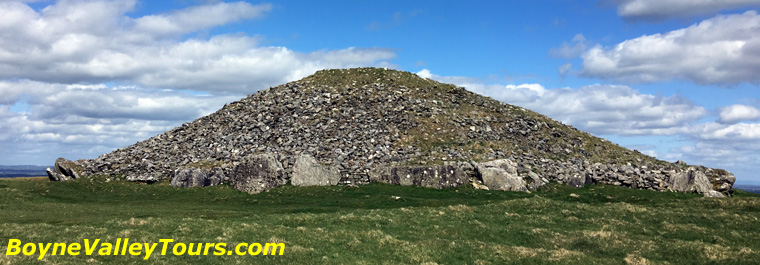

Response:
(416, 69), (433, 79)
(0, 0), (395, 92)
(0, 0), (397, 165)
(625, 144), (658, 157)
(0, 81), (237, 164)
(134, 2), (271, 36)
(506, 84), (706, 135)
(615, 0), (760, 21)
(718, 104), (760, 124)
(549, 34), (588, 58)
(419, 69), (705, 136)
(580, 11), (760, 85)
(695, 122), (760, 140)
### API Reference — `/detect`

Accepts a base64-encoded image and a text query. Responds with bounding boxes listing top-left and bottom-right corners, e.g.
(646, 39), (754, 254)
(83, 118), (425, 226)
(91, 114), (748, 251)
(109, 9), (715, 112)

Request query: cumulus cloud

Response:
(718, 104), (760, 124)
(549, 34), (588, 59)
(0, 0), (397, 165)
(580, 11), (760, 85)
(695, 122), (760, 140)
(416, 69), (433, 79)
(615, 0), (760, 21)
(498, 84), (705, 135)
(31, 86), (237, 121)
(0, 79), (237, 161)
(133, 2), (272, 36)
(0, 106), (188, 165)
(416, 69), (706, 136)
(0, 0), (395, 92)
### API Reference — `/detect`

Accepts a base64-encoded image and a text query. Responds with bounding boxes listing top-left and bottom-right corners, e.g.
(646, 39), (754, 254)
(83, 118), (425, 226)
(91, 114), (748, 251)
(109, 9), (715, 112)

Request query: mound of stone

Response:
(62, 68), (733, 197)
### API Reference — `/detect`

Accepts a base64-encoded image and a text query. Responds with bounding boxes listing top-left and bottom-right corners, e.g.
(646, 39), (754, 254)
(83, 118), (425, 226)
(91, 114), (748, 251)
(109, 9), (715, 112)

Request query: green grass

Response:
(1, 178), (759, 264)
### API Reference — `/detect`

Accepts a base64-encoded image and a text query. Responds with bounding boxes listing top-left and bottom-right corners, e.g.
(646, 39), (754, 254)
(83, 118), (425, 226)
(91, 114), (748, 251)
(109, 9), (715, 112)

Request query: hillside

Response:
(64, 68), (733, 196)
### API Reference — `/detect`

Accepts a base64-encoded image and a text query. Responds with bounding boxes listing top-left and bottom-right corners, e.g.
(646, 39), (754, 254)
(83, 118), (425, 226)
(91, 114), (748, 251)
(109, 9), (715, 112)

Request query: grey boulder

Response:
(291, 154), (340, 186)
(171, 167), (226, 188)
(230, 153), (285, 194)
(46, 157), (82, 181)
(670, 167), (712, 194)
(369, 165), (467, 189)
(475, 159), (527, 191)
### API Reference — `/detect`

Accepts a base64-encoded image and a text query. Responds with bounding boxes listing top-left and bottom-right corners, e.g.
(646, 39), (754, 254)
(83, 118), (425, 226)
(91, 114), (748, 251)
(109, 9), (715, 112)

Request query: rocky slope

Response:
(63, 68), (733, 196)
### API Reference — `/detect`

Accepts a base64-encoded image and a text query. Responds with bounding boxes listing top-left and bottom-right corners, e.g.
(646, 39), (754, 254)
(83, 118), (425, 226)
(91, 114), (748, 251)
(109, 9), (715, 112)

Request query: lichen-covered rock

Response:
(526, 171), (548, 190)
(702, 167), (735, 194)
(567, 174), (592, 188)
(670, 167), (712, 194)
(230, 153), (285, 194)
(478, 167), (527, 191)
(171, 167), (226, 188)
(703, 190), (726, 198)
(475, 159), (527, 191)
(291, 154), (340, 186)
(46, 158), (82, 181)
(369, 165), (467, 189)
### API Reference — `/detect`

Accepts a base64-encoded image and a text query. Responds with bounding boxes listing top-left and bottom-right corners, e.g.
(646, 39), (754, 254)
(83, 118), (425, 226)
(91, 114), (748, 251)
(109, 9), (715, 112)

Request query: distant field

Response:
(0, 175), (46, 179)
(1, 178), (759, 264)
(736, 185), (760, 194)
(0, 165), (48, 179)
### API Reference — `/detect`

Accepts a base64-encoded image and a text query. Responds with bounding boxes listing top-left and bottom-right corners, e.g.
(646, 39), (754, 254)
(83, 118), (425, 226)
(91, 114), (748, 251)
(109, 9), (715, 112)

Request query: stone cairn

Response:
(51, 68), (733, 197)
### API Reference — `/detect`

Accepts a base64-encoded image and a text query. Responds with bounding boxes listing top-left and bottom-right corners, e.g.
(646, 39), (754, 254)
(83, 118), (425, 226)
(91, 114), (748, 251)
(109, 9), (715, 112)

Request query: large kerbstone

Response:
(291, 154), (340, 186)
(230, 153), (285, 194)
(475, 159), (527, 192)
(369, 165), (467, 189)
(670, 167), (712, 194)
(171, 167), (226, 188)
(478, 167), (527, 191)
(703, 167), (735, 195)
(478, 159), (519, 175)
(46, 157), (82, 181)
(567, 174), (592, 188)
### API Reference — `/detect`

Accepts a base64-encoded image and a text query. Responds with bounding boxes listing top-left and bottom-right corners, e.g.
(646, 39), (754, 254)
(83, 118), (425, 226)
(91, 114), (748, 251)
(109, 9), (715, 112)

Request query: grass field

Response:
(1, 177), (759, 264)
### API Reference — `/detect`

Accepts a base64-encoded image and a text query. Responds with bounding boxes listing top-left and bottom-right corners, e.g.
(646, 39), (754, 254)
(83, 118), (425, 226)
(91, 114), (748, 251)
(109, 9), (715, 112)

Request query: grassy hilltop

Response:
(1, 177), (759, 264)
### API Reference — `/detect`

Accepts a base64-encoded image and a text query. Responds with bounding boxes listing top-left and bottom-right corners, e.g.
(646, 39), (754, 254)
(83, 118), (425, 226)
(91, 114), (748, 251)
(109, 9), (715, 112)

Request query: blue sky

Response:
(2, 0), (760, 184)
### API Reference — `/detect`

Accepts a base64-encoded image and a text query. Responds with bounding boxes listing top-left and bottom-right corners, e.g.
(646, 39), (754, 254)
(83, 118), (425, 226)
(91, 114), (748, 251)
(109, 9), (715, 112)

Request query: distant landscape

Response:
(0, 165), (49, 178)
(736, 185), (760, 194)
